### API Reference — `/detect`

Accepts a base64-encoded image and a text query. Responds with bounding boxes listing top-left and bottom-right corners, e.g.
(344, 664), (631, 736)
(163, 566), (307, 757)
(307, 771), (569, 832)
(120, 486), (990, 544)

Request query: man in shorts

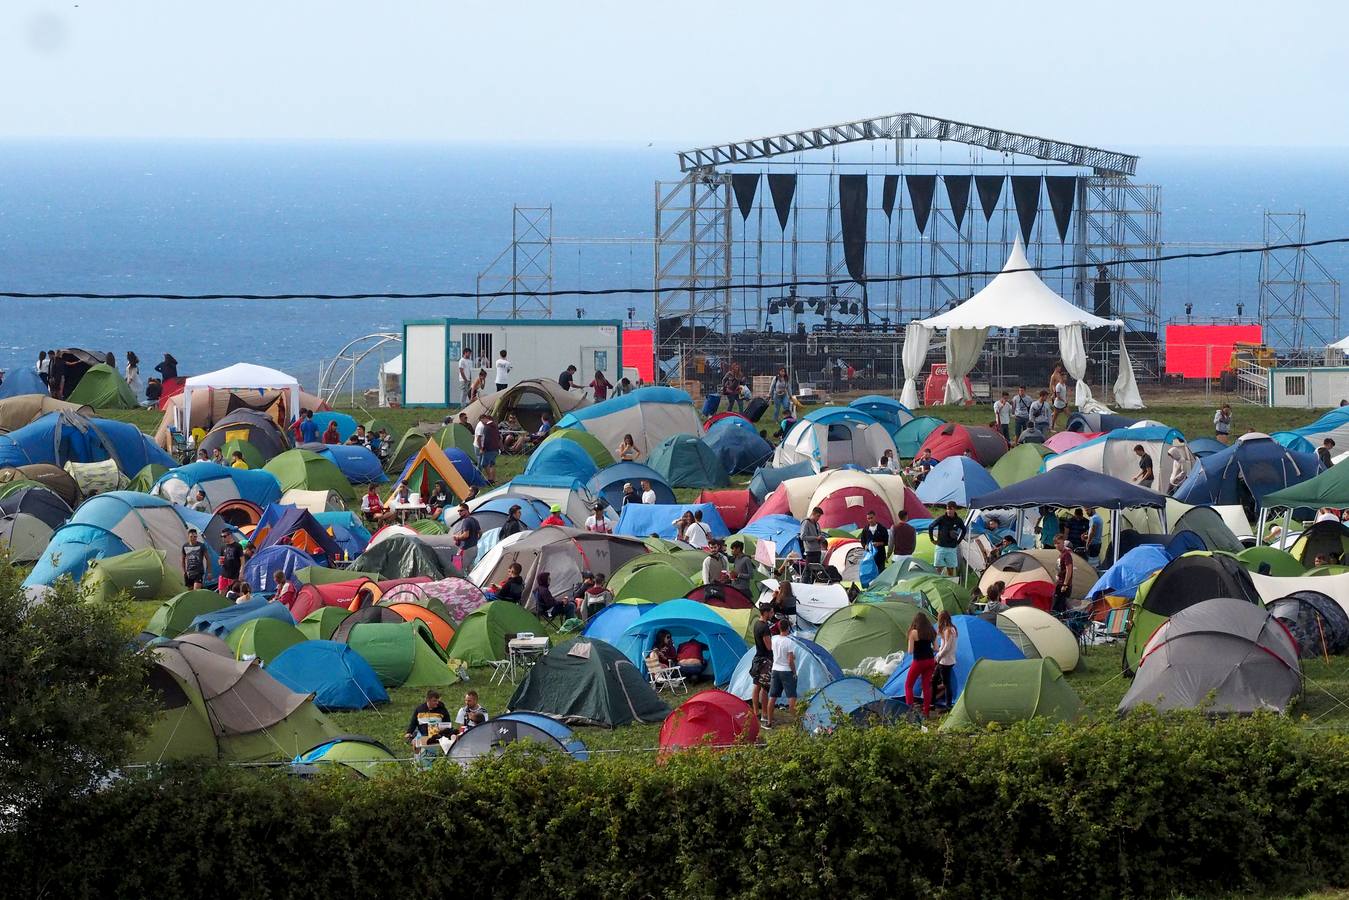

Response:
(927, 501), (967, 577)
(181, 528), (208, 590)
(217, 529), (244, 595)
(474, 413), (502, 484)
(765, 617), (798, 729)
(749, 602), (774, 723)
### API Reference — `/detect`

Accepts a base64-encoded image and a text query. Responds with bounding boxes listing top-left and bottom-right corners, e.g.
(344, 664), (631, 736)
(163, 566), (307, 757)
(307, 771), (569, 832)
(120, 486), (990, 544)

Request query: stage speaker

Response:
(1093, 278), (1112, 319)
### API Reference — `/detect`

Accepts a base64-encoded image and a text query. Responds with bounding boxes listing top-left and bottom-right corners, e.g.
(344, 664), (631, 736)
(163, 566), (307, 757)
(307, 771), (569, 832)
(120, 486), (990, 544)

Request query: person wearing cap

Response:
(584, 503), (612, 534)
(181, 528), (207, 590)
(621, 482), (638, 507)
(541, 504), (567, 528)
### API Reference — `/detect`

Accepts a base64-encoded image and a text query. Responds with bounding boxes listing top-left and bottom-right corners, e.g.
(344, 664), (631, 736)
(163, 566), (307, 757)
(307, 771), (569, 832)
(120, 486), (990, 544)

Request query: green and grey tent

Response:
(0, 512), (54, 564)
(345, 620), (454, 687)
(507, 637), (668, 727)
(646, 434), (731, 489)
(940, 658), (1083, 732)
(1231, 545), (1306, 577)
(127, 463), (170, 493)
(82, 547), (186, 603)
(263, 449), (357, 502)
(65, 363), (138, 410)
(989, 443), (1054, 487)
(225, 617), (307, 664)
(445, 600), (548, 666)
(814, 600), (929, 670)
(609, 559), (695, 602)
(146, 589), (230, 638)
(297, 606), (352, 641)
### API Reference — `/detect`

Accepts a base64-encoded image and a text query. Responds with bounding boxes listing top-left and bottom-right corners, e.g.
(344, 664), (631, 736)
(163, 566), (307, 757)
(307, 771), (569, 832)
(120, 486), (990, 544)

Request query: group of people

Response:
(31, 349), (177, 404)
(403, 689), (490, 755)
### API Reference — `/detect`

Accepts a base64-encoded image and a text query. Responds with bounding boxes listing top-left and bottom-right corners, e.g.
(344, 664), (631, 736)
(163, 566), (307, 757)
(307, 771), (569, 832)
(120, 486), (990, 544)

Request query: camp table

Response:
(506, 636), (550, 682)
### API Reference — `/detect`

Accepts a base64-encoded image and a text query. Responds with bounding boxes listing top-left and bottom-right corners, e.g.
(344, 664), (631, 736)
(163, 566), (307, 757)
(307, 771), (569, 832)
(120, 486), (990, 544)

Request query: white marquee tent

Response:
(900, 238), (1144, 411)
(182, 363), (301, 432)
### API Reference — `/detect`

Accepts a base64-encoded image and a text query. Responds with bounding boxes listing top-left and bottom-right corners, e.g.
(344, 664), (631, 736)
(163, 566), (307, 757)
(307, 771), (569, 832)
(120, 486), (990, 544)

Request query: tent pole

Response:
(1112, 510), (1121, 565)
(1255, 508), (1268, 546)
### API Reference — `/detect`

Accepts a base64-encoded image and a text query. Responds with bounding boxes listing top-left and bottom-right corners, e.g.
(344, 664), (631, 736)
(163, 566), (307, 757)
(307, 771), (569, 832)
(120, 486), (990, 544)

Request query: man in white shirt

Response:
(584, 503), (612, 534)
(493, 349), (513, 393)
(765, 618), (797, 728)
(683, 511), (711, 549)
(640, 479), (657, 504)
(993, 391), (1013, 442)
(457, 349), (474, 405)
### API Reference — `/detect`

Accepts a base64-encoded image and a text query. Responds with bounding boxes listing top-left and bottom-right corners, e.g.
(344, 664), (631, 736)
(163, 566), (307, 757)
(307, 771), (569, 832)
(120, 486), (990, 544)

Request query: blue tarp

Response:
(702, 417), (773, 475)
(154, 461), (283, 508)
(581, 600), (655, 644)
(0, 411), (174, 474)
(268, 640), (389, 710)
(23, 523), (130, 587)
(243, 545), (321, 593)
(614, 598), (748, 686)
(969, 464), (1167, 510)
(588, 462), (674, 509)
(524, 438), (601, 482)
(312, 445), (387, 485)
(1172, 436), (1319, 507)
(728, 636), (844, 708)
(915, 456), (1001, 506)
(614, 502), (730, 540)
(190, 596), (296, 638)
(883, 615), (1024, 702)
(747, 460), (815, 503)
(1086, 544), (1173, 601)
(0, 368), (49, 399)
(738, 514), (804, 558)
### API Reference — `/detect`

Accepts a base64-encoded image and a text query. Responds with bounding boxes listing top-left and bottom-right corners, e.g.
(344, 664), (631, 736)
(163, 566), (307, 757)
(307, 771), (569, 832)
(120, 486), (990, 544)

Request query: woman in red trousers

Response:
(904, 613), (938, 718)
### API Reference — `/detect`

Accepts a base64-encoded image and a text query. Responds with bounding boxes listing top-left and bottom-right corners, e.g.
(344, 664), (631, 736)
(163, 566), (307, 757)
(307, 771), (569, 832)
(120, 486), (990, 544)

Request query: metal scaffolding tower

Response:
(1258, 211), (1341, 351)
(475, 206), (553, 318)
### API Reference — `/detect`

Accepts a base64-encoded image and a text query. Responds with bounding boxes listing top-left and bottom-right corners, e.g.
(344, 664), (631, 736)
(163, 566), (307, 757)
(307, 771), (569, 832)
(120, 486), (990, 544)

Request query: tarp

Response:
(507, 637), (668, 727)
(189, 597), (296, 639)
(268, 640), (390, 710)
(614, 502), (730, 541)
(1087, 544), (1172, 600)
(940, 658), (1083, 731)
(737, 514), (804, 559)
(916, 456), (1000, 506)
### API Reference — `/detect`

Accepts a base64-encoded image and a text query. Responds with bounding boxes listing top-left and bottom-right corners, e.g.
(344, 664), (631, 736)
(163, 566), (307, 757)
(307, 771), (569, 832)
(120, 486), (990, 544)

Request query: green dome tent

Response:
(539, 427), (615, 470)
(295, 565), (380, 586)
(65, 363), (138, 410)
(814, 600), (930, 670)
(989, 443), (1054, 487)
(352, 535), (449, 580)
(345, 620), (454, 687)
(127, 463), (171, 493)
(610, 561), (696, 602)
(646, 434), (731, 489)
(292, 735), (400, 779)
(225, 618), (307, 664)
(82, 548), (186, 603)
(221, 438), (266, 471)
(264, 449), (357, 502)
(507, 637), (669, 727)
(297, 606), (352, 641)
(0, 512), (54, 564)
(940, 658), (1084, 732)
(1232, 545), (1306, 577)
(146, 590), (230, 638)
(385, 428), (430, 473)
(888, 573), (970, 615)
(445, 600), (548, 666)
(433, 423), (477, 463)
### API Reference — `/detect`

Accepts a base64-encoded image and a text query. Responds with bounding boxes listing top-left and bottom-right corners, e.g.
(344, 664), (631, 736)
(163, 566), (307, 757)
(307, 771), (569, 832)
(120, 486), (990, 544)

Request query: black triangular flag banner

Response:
(838, 174), (868, 286)
(1044, 175), (1077, 242)
(1011, 175), (1042, 245)
(768, 174), (796, 231)
(881, 174), (899, 220)
(975, 174), (1004, 222)
(731, 173), (760, 221)
(906, 174), (937, 235)
(943, 174), (971, 231)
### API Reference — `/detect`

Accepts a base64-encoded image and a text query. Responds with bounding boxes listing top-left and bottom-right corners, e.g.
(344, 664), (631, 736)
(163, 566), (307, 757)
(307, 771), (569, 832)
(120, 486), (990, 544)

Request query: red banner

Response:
(622, 329), (654, 383)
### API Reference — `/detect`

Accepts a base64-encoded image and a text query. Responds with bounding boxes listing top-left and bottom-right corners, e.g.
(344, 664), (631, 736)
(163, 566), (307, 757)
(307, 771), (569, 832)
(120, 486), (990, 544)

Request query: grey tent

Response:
(1118, 597), (1301, 715)
(0, 512), (54, 564)
(1168, 506), (1244, 553)
(0, 485), (73, 529)
(1268, 591), (1349, 659)
(507, 637), (669, 727)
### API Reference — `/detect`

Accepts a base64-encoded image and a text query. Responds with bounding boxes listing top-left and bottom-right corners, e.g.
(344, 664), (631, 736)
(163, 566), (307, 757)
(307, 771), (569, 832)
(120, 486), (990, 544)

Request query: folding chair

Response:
(645, 655), (688, 694)
(488, 658), (514, 686)
(1091, 606), (1132, 644)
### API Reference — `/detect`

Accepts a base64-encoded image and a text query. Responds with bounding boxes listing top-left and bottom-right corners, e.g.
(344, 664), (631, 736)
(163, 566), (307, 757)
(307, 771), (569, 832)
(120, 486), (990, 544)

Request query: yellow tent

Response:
(388, 441), (472, 503)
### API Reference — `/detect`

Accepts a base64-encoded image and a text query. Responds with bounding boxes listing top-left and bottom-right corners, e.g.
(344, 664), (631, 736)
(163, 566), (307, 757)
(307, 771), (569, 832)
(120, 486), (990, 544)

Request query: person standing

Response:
(720, 364), (741, 413)
(860, 509), (889, 570)
(452, 503), (482, 572)
(1050, 365), (1069, 431)
(584, 503), (611, 534)
(499, 505), (527, 540)
(1085, 506), (1105, 561)
(588, 370), (613, 402)
(927, 501), (967, 577)
(1029, 390), (1052, 434)
(769, 366), (793, 423)
(858, 534), (882, 589)
(890, 509), (917, 558)
(1214, 404), (1233, 445)
(36, 351), (49, 386)
(904, 613), (938, 720)
(1320, 438), (1337, 470)
(993, 391), (1014, 442)
(456, 348), (474, 405)
(493, 349), (512, 394)
(933, 612), (959, 710)
(181, 529), (207, 590)
(217, 530), (244, 596)
(728, 540), (754, 597)
(155, 353), (178, 383)
(616, 433), (640, 462)
(683, 510), (711, 550)
(1064, 508), (1090, 556)
(47, 349), (65, 399)
(1038, 506), (1061, 550)
(750, 602), (774, 724)
(765, 618), (798, 729)
(799, 506), (825, 567)
(298, 410), (320, 444)
(558, 364), (579, 392)
(124, 352), (141, 397)
(701, 539), (729, 588)
(620, 482), (638, 508)
(1011, 385), (1032, 439)
(1053, 533), (1074, 613)
(474, 413), (501, 484)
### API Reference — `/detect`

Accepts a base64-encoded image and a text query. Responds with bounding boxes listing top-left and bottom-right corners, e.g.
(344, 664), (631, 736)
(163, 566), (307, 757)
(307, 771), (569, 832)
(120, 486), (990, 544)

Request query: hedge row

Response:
(7, 713), (1349, 899)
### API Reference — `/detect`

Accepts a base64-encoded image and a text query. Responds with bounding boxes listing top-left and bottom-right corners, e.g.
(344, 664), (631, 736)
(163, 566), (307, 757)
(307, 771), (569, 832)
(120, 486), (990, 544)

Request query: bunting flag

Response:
(838, 174), (868, 286)
(881, 174), (900, 220)
(975, 174), (1004, 222)
(906, 174), (937, 235)
(731, 173), (760, 221)
(768, 174), (796, 231)
(1011, 175), (1042, 245)
(1044, 175), (1078, 242)
(943, 174), (972, 231)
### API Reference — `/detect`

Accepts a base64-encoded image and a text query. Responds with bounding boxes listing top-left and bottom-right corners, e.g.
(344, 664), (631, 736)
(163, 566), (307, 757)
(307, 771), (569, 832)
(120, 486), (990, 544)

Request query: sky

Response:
(0, 1), (1344, 148)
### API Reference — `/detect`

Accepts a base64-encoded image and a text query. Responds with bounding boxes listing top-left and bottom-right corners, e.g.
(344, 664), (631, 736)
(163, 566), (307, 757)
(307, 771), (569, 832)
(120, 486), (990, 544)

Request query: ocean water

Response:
(0, 140), (1345, 385)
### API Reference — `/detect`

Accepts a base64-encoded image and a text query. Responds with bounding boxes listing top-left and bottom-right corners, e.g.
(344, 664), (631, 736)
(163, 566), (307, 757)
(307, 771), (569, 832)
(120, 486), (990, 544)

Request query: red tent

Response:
(686, 584), (754, 609)
(659, 690), (760, 752)
(697, 488), (758, 532)
(290, 577), (376, 620)
(1002, 580), (1055, 613)
(156, 377), (187, 410)
(916, 422), (1009, 466)
(816, 485), (893, 530)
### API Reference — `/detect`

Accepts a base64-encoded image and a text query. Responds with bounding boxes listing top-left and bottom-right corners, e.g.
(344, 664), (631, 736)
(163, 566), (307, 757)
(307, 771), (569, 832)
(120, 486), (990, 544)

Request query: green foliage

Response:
(8, 714), (1349, 898)
(0, 561), (156, 813)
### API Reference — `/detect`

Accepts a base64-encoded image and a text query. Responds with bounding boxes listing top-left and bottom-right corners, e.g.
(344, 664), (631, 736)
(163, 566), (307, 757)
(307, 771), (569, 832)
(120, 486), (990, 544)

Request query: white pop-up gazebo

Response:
(900, 238), (1144, 410)
(182, 362), (302, 431)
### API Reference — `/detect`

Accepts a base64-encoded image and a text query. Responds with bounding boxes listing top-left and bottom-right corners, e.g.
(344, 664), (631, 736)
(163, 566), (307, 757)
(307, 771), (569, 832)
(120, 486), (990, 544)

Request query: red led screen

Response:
(623, 329), (655, 383)
(1164, 324), (1263, 378)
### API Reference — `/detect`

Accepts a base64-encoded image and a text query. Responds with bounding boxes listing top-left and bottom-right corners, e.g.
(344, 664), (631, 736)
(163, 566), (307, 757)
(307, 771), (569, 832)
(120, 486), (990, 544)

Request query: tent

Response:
(659, 690), (759, 750)
(154, 385), (324, 452)
(197, 409), (293, 466)
(1233, 545), (1305, 577)
(153, 461), (282, 509)
(588, 462), (675, 509)
(353, 534), (450, 581)
(0, 393), (91, 430)
(886, 573), (971, 616)
(313, 510), (372, 559)
(128, 463), (170, 492)
(696, 489), (758, 533)
(702, 416), (774, 475)
(183, 363), (301, 439)
(583, 598), (657, 643)
(190, 597), (296, 639)
(241, 545), (318, 594)
(453, 494), (552, 534)
(134, 638), (334, 763)
(524, 436), (602, 483)
(813, 600), (927, 670)
(292, 735), (399, 778)
(507, 637), (669, 727)
(0, 368), (50, 400)
(388, 441), (474, 504)
(0, 479), (70, 529)
(296, 606), (353, 641)
(538, 427), (615, 470)
(309, 445), (387, 486)
(493, 712), (590, 761)
(47, 348), (104, 399)
(444, 600), (548, 666)
(1173, 433), (1318, 516)
(916, 423), (1009, 467)
(1288, 521), (1349, 567)
(773, 407), (898, 472)
(1066, 411), (1138, 433)
(64, 364), (138, 409)
(1086, 545), (1172, 602)
(614, 502), (730, 541)
(82, 547), (186, 603)
(1168, 506), (1245, 554)
(940, 658), (1083, 732)
(264, 450), (358, 502)
(1119, 598), (1301, 714)
(979, 549), (1096, 603)
(905, 238), (1142, 410)
(884, 614), (1025, 702)
(479, 475), (595, 525)
(916, 456), (1000, 506)
(269, 640), (390, 710)
(608, 560), (696, 603)
(1125, 552), (1263, 673)
(470, 527), (649, 603)
(278, 488), (345, 514)
(459, 377), (588, 431)
(1265, 461), (1349, 512)
(994, 606), (1081, 672)
(64, 458), (127, 496)
(989, 443), (1054, 487)
(1288, 406), (1349, 448)
(801, 676), (905, 733)
(614, 598), (749, 686)
(0, 462), (81, 508)
(447, 718), (584, 766)
(0, 512), (54, 563)
(1268, 590), (1349, 659)
(555, 386), (701, 457)
(1046, 426), (1193, 494)
(1272, 431), (1317, 454)
(252, 504), (344, 563)
(343, 620), (454, 687)
(647, 434), (731, 489)
(1187, 437), (1227, 458)
(432, 423), (478, 463)
(849, 395), (914, 435)
(379, 601), (457, 649)
(737, 514), (804, 560)
(380, 576), (488, 626)
(0, 411), (175, 476)
(752, 469), (926, 530)
(146, 590), (230, 639)
(894, 416), (945, 459)
(224, 618), (307, 664)
(747, 459), (815, 503)
(727, 635), (843, 708)
(311, 411), (358, 442)
(384, 427), (434, 475)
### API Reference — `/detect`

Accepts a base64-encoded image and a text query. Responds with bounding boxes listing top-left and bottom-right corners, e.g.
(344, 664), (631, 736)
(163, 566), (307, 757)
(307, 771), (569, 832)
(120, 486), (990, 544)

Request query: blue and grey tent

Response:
(747, 459), (815, 503)
(153, 461), (283, 509)
(1173, 433), (1318, 509)
(494, 712), (589, 760)
(849, 395), (914, 437)
(555, 386), (702, 457)
(243, 545), (321, 593)
(307, 444), (387, 485)
(915, 456), (1000, 507)
(614, 502), (730, 541)
(1066, 411), (1138, 433)
(524, 437), (601, 482)
(802, 676), (905, 733)
(582, 599), (656, 644)
(0, 367), (49, 399)
(313, 511), (372, 558)
(614, 598), (748, 686)
(702, 417), (773, 475)
(883, 615), (1024, 703)
(1186, 437), (1227, 458)
(0, 411), (174, 475)
(268, 640), (389, 710)
(728, 636), (843, 708)
(588, 462), (674, 509)
(190, 596), (296, 638)
(738, 513), (804, 558)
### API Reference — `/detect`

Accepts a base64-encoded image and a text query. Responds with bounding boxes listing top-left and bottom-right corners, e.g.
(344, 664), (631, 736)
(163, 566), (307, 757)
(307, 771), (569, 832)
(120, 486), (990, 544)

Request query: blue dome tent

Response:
(702, 417), (774, 475)
(615, 598), (748, 686)
(915, 456), (1001, 506)
(0, 411), (174, 475)
(268, 640), (389, 710)
(588, 462), (675, 509)
(728, 635), (843, 708)
(883, 615), (1024, 702)
(153, 461), (283, 509)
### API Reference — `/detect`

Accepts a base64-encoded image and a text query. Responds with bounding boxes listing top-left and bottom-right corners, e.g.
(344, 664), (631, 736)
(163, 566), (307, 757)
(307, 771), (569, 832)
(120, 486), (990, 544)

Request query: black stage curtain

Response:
(1011, 175), (1042, 245)
(838, 175), (869, 286)
(906, 174), (937, 235)
(976, 174), (1004, 222)
(1045, 175), (1078, 242)
(731, 173), (760, 221)
(882, 174), (900, 220)
(943, 174), (971, 231)
(768, 174), (796, 231)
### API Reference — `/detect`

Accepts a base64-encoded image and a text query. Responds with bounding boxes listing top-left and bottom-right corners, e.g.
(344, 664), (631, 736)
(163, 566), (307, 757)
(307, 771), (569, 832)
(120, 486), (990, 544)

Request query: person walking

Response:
(904, 613), (938, 720)
(750, 602), (774, 724)
(474, 413), (502, 484)
(452, 503), (482, 572)
(588, 370), (613, 402)
(1214, 403), (1233, 444)
(927, 501), (967, 577)
(860, 510), (889, 570)
(769, 366), (793, 423)
(124, 352), (141, 396)
(1011, 385), (1032, 439)
(1050, 365), (1069, 431)
(765, 618), (798, 729)
(720, 364), (741, 413)
(1029, 390), (1052, 434)
(493, 349), (512, 393)
(933, 612), (959, 710)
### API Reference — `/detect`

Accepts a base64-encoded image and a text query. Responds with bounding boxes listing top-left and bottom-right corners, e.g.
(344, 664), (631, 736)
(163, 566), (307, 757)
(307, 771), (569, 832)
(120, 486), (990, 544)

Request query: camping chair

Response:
(1057, 607), (1093, 649)
(167, 427), (191, 463)
(487, 658), (515, 686)
(644, 654), (688, 694)
(1090, 606), (1132, 644)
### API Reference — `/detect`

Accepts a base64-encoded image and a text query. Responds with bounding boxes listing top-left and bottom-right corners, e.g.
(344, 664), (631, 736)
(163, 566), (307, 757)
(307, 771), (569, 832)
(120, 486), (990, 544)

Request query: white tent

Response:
(901, 238), (1144, 411)
(182, 363), (301, 433)
(1330, 336), (1349, 351)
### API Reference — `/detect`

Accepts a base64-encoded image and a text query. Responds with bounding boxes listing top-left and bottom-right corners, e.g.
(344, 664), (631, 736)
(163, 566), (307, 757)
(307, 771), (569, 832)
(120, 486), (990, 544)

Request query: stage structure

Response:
(1258, 211), (1341, 352)
(652, 113), (1162, 386)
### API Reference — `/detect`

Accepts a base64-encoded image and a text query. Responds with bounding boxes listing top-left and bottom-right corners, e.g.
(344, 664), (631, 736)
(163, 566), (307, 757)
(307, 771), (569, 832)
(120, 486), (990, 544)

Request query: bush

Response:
(6, 714), (1349, 898)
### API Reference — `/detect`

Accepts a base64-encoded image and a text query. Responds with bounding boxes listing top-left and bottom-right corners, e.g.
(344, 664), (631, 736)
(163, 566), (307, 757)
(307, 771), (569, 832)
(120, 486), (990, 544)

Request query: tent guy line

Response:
(0, 236), (1346, 302)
